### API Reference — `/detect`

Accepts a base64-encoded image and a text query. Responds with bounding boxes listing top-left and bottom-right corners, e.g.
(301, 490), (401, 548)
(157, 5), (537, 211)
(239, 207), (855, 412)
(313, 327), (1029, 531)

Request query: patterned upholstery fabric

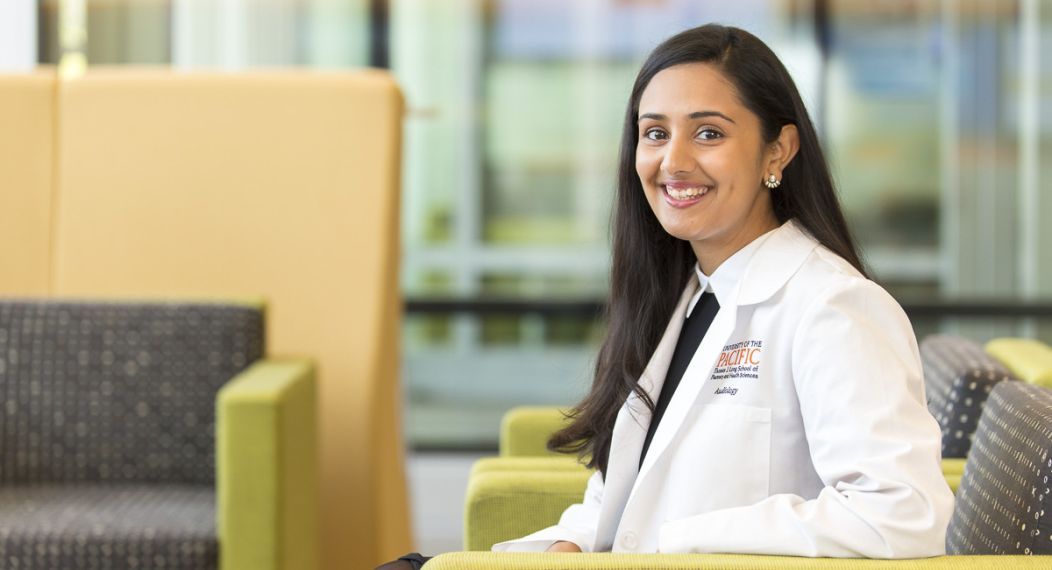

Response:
(0, 301), (263, 485)
(0, 485), (216, 569)
(920, 334), (1017, 458)
(0, 300), (264, 569)
(947, 381), (1052, 555)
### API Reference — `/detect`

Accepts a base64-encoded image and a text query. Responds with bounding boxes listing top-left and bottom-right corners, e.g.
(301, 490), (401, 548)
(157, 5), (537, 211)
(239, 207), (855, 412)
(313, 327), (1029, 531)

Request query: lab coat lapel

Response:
(593, 276), (698, 550)
(631, 299), (738, 490)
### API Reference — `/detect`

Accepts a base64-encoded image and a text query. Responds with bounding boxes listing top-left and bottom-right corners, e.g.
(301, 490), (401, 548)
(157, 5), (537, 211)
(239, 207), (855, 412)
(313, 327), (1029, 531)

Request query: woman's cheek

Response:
(635, 151), (654, 182)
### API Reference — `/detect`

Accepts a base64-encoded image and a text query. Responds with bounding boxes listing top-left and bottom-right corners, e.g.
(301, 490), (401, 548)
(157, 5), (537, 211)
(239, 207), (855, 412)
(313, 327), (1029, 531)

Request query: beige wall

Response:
(0, 71), (54, 296)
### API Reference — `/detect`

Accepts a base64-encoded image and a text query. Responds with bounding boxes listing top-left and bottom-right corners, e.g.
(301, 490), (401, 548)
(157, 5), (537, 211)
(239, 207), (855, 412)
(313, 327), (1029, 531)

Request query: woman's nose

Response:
(661, 136), (695, 176)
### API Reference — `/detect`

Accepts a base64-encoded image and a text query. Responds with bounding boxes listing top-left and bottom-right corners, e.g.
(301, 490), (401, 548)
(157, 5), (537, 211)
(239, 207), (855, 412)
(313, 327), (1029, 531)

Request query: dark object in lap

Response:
(375, 553), (431, 570)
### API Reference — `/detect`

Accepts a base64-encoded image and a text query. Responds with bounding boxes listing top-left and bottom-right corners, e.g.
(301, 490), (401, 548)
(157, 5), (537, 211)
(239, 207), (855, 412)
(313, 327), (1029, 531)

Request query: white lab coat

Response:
(493, 219), (954, 557)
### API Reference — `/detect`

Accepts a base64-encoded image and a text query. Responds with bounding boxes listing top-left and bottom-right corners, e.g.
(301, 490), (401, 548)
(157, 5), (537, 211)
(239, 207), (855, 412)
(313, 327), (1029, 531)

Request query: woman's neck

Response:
(691, 214), (780, 276)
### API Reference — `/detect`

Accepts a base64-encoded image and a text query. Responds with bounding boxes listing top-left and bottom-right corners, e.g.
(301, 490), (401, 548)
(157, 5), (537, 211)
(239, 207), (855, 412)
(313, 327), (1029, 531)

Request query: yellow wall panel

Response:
(0, 71), (54, 295)
(52, 69), (409, 569)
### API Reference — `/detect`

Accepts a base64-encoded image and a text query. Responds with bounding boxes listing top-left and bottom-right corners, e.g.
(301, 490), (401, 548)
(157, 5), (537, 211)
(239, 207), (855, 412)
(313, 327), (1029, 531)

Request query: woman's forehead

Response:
(638, 62), (745, 119)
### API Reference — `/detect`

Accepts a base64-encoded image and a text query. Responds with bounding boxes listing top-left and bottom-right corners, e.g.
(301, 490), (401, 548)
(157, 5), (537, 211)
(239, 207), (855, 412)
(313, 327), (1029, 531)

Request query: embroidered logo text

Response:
(712, 339), (762, 381)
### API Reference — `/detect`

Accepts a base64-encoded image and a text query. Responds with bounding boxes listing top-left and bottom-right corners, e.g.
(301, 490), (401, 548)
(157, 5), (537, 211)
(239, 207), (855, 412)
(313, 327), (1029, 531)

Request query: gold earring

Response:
(763, 174), (781, 189)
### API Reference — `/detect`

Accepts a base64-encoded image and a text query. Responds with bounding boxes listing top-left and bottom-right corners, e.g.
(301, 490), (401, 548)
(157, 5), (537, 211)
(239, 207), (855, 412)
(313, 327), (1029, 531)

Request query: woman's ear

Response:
(765, 124), (800, 179)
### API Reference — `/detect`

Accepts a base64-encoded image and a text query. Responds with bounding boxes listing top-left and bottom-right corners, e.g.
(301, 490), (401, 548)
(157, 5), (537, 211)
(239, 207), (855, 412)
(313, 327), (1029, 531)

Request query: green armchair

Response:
(0, 300), (317, 570)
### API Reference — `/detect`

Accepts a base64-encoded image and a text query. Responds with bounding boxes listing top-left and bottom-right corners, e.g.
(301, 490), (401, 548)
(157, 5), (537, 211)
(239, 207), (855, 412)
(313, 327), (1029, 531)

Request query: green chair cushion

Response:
(464, 468), (592, 551)
(500, 406), (574, 457)
(986, 338), (1052, 388)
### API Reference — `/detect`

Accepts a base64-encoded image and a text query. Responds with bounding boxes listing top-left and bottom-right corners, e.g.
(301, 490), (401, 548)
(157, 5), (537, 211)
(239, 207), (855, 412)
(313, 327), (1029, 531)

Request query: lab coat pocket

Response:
(664, 404), (772, 516)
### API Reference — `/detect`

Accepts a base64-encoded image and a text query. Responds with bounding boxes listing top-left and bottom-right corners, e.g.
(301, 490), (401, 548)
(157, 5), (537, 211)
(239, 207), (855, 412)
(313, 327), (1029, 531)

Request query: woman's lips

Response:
(661, 184), (711, 208)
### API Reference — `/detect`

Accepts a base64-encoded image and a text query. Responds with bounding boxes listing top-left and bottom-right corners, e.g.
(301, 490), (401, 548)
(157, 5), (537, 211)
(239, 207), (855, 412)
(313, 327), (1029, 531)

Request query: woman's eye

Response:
(643, 128), (668, 141)
(697, 129), (723, 141)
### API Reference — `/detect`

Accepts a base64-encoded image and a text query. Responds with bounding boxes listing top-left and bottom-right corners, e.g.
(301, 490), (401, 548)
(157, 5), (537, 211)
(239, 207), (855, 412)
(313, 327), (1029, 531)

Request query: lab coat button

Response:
(620, 531), (638, 550)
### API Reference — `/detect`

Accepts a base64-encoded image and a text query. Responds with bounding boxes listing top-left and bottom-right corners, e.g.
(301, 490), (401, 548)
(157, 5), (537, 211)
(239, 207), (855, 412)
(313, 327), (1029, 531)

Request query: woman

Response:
(379, 24), (952, 568)
(492, 23), (953, 556)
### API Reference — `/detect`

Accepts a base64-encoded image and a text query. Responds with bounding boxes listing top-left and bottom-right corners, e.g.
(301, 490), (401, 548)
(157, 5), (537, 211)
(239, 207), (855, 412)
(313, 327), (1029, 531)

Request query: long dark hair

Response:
(548, 24), (867, 476)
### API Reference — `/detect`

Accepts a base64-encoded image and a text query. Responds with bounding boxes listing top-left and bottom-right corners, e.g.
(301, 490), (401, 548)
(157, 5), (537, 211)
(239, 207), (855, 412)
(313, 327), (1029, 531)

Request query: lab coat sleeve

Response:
(491, 468), (604, 552)
(657, 277), (955, 558)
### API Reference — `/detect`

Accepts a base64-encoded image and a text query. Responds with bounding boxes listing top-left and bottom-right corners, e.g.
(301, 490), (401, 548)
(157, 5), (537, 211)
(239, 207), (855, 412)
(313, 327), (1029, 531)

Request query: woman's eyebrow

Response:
(638, 111), (736, 124)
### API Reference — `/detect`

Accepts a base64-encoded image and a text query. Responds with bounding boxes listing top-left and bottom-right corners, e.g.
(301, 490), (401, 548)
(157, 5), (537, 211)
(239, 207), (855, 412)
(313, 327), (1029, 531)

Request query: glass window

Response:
(37, 0), (371, 67)
(28, 0), (1052, 449)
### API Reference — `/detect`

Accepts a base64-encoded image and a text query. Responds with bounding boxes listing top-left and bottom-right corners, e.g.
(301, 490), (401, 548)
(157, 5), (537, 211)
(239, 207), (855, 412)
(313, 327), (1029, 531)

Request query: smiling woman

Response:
(488, 23), (954, 557)
(378, 22), (955, 568)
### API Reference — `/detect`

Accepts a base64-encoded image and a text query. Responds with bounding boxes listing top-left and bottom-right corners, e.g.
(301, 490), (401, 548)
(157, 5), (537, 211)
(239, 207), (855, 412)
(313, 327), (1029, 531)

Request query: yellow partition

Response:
(0, 70), (55, 295)
(986, 337), (1052, 388)
(51, 69), (408, 569)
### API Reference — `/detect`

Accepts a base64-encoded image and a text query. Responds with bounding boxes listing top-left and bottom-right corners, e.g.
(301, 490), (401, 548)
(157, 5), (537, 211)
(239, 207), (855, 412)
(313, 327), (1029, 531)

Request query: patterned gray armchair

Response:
(921, 334), (1018, 458)
(947, 380), (1052, 555)
(0, 300), (317, 569)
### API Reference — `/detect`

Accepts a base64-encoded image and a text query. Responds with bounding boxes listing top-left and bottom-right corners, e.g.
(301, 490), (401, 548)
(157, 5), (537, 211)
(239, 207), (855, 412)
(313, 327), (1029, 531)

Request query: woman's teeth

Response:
(665, 186), (709, 200)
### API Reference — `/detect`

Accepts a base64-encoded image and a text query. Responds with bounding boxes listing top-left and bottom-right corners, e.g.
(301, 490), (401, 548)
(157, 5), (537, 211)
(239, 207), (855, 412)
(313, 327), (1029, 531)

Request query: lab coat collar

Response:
(692, 265), (712, 295)
(689, 219), (814, 313)
(734, 219), (819, 306)
(696, 225), (774, 309)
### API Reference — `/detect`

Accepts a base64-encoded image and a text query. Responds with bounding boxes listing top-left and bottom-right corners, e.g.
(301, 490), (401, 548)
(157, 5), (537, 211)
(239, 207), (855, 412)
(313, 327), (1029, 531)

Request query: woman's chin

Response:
(656, 220), (709, 243)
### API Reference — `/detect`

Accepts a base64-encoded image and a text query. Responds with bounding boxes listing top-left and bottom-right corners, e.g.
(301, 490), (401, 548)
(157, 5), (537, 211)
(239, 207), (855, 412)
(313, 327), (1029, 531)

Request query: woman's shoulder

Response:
(742, 220), (896, 313)
(786, 242), (897, 309)
(785, 244), (907, 326)
(799, 243), (864, 282)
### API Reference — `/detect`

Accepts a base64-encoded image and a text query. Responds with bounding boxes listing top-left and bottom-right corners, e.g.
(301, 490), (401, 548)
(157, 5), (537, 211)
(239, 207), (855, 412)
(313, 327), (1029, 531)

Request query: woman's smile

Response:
(662, 181), (713, 208)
